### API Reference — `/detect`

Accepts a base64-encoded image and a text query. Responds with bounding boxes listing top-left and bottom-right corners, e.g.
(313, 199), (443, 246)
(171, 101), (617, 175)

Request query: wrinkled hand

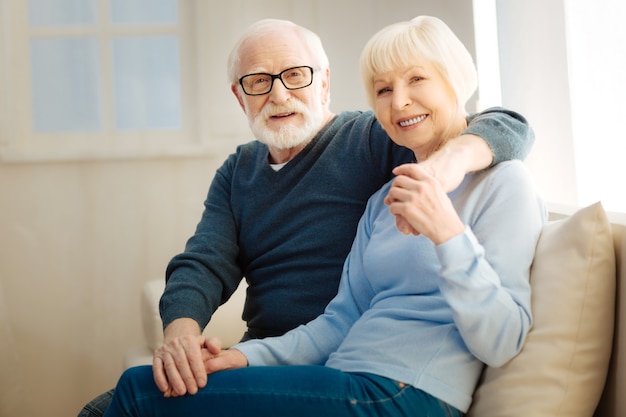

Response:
(153, 332), (209, 397)
(417, 143), (468, 193)
(153, 332), (249, 398)
(384, 163), (464, 244)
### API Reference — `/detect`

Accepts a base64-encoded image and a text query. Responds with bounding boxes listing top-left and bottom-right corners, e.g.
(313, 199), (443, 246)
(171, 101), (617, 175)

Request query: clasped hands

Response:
(152, 334), (247, 398)
(385, 162), (465, 245)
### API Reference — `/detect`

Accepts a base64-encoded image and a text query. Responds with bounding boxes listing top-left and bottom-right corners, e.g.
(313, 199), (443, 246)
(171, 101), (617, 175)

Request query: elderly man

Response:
(78, 18), (534, 416)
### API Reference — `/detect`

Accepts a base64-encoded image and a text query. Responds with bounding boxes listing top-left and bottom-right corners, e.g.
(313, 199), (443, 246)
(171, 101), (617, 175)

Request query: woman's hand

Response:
(384, 163), (464, 244)
(202, 338), (249, 374)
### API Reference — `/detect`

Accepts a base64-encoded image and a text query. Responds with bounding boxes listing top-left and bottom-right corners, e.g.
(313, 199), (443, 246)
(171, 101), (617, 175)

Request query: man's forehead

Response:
(238, 35), (312, 75)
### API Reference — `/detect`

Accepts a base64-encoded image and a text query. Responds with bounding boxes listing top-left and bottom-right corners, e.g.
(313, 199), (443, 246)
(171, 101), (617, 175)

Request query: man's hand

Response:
(384, 164), (464, 244)
(153, 318), (207, 398)
(419, 133), (493, 192)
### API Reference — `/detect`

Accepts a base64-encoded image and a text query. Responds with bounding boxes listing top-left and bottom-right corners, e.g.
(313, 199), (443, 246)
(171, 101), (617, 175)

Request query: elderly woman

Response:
(103, 16), (545, 417)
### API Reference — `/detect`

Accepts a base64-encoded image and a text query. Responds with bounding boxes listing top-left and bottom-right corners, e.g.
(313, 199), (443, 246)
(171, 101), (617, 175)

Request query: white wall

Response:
(0, 2), (476, 416)
(0, 157), (225, 416)
(202, 0), (478, 145)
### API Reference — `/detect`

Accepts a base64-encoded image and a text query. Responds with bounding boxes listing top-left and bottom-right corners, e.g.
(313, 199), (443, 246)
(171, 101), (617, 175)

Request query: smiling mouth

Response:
(271, 112), (296, 119)
(399, 114), (427, 127)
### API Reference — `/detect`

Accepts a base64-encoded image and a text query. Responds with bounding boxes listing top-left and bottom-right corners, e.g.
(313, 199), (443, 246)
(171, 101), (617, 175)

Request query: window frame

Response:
(0, 0), (211, 162)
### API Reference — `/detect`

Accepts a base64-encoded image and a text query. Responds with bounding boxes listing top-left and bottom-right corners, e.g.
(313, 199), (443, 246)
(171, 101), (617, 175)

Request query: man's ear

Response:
(231, 84), (246, 111)
(320, 68), (331, 105)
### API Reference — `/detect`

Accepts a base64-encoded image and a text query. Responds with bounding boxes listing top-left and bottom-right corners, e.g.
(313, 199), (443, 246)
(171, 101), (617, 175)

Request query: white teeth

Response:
(399, 115), (426, 127)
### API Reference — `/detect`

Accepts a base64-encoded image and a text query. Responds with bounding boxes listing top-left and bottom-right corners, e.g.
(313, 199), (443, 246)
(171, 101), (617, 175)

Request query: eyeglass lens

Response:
(240, 66), (313, 96)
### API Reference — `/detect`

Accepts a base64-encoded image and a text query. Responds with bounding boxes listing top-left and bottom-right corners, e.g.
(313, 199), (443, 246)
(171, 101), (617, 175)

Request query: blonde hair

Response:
(227, 19), (330, 84)
(359, 16), (477, 110)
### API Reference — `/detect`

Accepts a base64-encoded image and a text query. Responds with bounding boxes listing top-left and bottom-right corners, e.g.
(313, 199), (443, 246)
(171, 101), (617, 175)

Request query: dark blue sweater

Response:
(161, 109), (533, 338)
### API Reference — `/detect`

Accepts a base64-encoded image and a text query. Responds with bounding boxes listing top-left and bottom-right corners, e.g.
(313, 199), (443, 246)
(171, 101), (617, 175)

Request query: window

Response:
(472, 0), (501, 109)
(564, 0), (626, 213)
(1, 0), (203, 161)
(475, 0), (626, 214)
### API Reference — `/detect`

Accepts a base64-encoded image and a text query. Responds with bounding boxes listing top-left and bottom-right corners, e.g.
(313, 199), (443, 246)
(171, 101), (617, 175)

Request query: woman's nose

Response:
(392, 85), (411, 110)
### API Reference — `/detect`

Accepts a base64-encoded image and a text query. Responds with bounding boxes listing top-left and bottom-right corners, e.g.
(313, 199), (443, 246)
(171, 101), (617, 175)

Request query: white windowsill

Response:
(0, 143), (223, 163)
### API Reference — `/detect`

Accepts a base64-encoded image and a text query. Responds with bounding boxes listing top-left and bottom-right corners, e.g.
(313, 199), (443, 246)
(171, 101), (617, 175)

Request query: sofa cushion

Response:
(467, 202), (616, 417)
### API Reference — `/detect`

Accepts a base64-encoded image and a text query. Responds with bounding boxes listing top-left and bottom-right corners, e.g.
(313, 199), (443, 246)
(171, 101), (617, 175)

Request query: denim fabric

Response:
(103, 365), (462, 417)
(77, 389), (114, 417)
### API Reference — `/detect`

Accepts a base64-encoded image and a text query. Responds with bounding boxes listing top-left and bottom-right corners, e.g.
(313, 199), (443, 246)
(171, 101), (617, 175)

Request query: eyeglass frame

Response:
(238, 66), (315, 96)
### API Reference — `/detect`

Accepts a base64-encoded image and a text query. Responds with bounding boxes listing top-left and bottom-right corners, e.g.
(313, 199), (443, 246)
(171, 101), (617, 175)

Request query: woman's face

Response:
(372, 60), (460, 160)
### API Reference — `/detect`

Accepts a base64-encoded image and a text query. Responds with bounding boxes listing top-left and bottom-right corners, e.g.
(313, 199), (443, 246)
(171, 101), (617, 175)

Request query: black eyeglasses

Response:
(238, 66), (314, 96)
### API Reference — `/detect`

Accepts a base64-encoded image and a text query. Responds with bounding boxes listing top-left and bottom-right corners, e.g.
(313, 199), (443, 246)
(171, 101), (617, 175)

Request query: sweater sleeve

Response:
(464, 106), (535, 165)
(435, 161), (545, 367)
(160, 153), (244, 330)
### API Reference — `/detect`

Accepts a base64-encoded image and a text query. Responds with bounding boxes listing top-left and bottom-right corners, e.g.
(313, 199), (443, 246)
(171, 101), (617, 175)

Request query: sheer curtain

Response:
(492, 0), (626, 214)
(564, 0), (626, 213)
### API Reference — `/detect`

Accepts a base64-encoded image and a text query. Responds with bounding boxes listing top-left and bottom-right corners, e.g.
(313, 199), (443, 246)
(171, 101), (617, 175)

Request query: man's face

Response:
(232, 28), (330, 150)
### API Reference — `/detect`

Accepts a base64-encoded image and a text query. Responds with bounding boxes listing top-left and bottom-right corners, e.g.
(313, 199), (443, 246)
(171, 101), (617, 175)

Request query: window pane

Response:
(28, 0), (97, 26)
(30, 38), (102, 132)
(112, 36), (181, 130)
(110, 0), (178, 25)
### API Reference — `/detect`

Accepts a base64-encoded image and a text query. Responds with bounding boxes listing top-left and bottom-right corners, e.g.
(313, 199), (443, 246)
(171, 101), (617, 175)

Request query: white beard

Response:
(248, 98), (326, 150)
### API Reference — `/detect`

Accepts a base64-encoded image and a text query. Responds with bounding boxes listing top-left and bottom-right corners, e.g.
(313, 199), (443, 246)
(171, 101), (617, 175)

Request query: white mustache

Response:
(259, 100), (308, 119)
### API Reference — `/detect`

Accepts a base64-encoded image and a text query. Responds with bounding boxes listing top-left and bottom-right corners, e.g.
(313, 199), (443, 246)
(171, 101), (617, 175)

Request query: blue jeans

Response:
(77, 388), (114, 417)
(102, 365), (462, 417)
(78, 332), (259, 416)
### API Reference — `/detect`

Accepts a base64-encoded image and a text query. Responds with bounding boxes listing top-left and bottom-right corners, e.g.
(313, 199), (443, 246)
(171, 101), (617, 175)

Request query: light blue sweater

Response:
(235, 160), (546, 412)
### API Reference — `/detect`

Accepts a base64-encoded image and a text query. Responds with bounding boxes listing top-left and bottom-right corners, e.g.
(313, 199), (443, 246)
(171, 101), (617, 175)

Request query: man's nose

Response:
(268, 78), (291, 103)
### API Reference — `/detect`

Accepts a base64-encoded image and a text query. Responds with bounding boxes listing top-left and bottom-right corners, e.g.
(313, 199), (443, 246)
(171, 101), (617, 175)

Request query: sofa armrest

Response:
(140, 279), (248, 353)
(140, 280), (166, 353)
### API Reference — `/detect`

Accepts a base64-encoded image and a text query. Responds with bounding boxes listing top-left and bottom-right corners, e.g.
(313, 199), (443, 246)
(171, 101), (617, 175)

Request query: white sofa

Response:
(124, 279), (248, 368)
(127, 202), (625, 417)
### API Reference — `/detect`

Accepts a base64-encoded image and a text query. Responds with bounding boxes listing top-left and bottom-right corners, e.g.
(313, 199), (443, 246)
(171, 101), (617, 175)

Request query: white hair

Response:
(227, 19), (330, 84)
(360, 15), (477, 110)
